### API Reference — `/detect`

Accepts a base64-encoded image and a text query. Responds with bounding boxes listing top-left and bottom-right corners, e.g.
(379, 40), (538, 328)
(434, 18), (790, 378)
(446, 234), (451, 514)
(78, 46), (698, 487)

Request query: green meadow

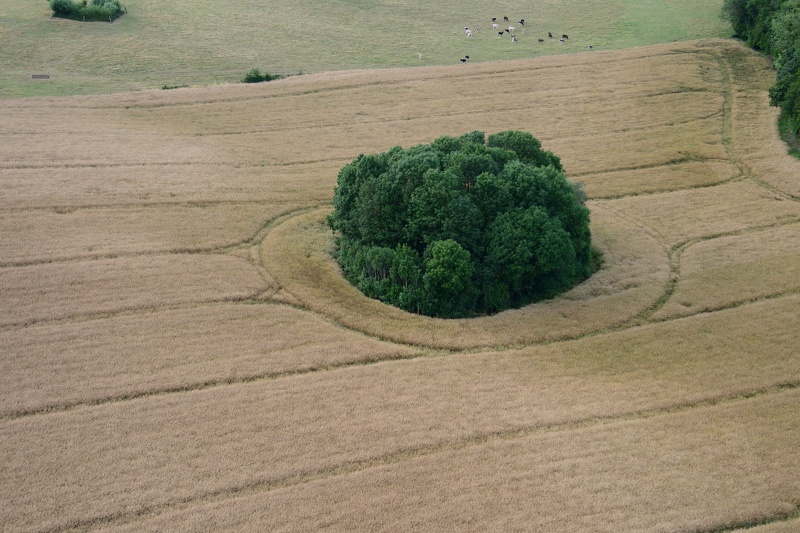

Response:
(1, 0), (730, 98)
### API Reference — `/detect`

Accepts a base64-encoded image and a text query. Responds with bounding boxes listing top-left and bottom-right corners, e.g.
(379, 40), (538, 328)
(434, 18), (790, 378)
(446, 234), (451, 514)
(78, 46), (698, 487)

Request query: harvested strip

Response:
(0, 130), (233, 169)
(548, 114), (727, 176)
(723, 44), (800, 198)
(202, 111), (727, 170)
(2, 295), (798, 532)
(607, 180), (800, 247)
(653, 223), (800, 320)
(0, 254), (265, 327)
(580, 160), (739, 199)
(0, 162), (338, 210)
(0, 303), (418, 418)
(102, 389), (800, 532)
(116, 53), (721, 138)
(0, 203), (297, 265)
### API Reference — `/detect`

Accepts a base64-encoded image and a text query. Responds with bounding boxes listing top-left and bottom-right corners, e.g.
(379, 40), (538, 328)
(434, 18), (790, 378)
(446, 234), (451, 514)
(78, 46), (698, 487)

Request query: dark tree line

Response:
(723, 0), (800, 136)
(327, 131), (594, 318)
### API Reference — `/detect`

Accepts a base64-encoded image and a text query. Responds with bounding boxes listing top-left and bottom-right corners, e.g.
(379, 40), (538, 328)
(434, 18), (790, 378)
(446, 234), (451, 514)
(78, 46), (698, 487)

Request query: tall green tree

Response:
(484, 206), (576, 310)
(329, 152), (391, 240)
(353, 172), (406, 247)
(422, 240), (474, 318)
(487, 130), (563, 171)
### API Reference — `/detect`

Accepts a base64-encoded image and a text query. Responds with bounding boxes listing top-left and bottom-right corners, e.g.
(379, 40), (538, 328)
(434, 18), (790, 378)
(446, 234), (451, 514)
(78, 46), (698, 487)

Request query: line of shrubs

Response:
(49, 0), (125, 21)
(242, 69), (283, 83)
(723, 0), (800, 140)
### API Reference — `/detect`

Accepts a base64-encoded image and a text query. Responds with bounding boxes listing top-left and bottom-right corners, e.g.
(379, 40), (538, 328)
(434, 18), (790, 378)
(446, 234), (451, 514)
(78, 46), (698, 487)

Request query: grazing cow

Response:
(508, 26), (515, 32)
(503, 16), (509, 21)
(498, 31), (505, 36)
(548, 32), (553, 38)
(492, 23), (498, 29)
(559, 38), (565, 43)
(538, 38), (544, 43)
(460, 58), (467, 63)
(511, 36), (517, 43)
(587, 45), (593, 49)
(492, 17), (496, 22)
(562, 34), (569, 39)
(519, 19), (525, 26)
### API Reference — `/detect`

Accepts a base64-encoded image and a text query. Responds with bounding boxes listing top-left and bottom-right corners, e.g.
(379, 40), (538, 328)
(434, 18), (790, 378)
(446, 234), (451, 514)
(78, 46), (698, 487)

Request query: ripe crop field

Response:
(1, 37), (800, 531)
(0, 0), (731, 98)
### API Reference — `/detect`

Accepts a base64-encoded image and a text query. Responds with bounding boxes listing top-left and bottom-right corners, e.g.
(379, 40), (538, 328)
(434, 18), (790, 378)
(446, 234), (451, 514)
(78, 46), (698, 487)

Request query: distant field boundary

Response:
(0, 0), (732, 98)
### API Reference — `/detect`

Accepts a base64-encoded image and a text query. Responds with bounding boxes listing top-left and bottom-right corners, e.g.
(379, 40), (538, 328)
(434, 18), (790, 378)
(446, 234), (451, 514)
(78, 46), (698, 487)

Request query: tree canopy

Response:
(327, 131), (594, 318)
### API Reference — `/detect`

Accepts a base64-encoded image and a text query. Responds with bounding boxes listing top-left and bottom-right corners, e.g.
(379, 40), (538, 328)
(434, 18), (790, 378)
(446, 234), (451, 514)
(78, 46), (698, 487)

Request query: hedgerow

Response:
(49, 0), (125, 21)
(242, 69), (282, 83)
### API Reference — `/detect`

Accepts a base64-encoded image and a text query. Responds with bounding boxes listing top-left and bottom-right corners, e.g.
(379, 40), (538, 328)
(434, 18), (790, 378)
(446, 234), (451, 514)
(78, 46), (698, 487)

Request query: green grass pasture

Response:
(0, 0), (730, 97)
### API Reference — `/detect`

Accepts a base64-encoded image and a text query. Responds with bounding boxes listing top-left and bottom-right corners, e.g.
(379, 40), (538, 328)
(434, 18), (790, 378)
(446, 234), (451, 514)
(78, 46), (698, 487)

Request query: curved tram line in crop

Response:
(1, 40), (799, 532)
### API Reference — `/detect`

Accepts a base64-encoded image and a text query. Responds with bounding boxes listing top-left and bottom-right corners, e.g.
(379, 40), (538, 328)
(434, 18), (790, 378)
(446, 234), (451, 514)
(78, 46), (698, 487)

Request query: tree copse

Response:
(328, 131), (593, 318)
(49, 0), (125, 21)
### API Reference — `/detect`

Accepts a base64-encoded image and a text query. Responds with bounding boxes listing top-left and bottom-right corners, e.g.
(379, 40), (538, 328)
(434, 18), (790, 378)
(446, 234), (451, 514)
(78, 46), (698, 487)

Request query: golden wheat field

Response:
(1, 39), (799, 531)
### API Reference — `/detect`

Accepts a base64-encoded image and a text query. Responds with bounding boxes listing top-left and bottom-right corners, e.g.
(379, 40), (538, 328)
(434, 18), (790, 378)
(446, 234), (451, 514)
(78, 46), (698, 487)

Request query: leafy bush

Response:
(242, 69), (282, 83)
(49, 0), (125, 21)
(50, 0), (79, 18)
(328, 131), (594, 318)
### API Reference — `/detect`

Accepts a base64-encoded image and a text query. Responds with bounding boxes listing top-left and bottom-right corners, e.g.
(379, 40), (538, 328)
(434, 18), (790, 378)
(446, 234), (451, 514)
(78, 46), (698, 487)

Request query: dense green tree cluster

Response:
(49, 0), (125, 21)
(723, 0), (800, 136)
(327, 131), (593, 318)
